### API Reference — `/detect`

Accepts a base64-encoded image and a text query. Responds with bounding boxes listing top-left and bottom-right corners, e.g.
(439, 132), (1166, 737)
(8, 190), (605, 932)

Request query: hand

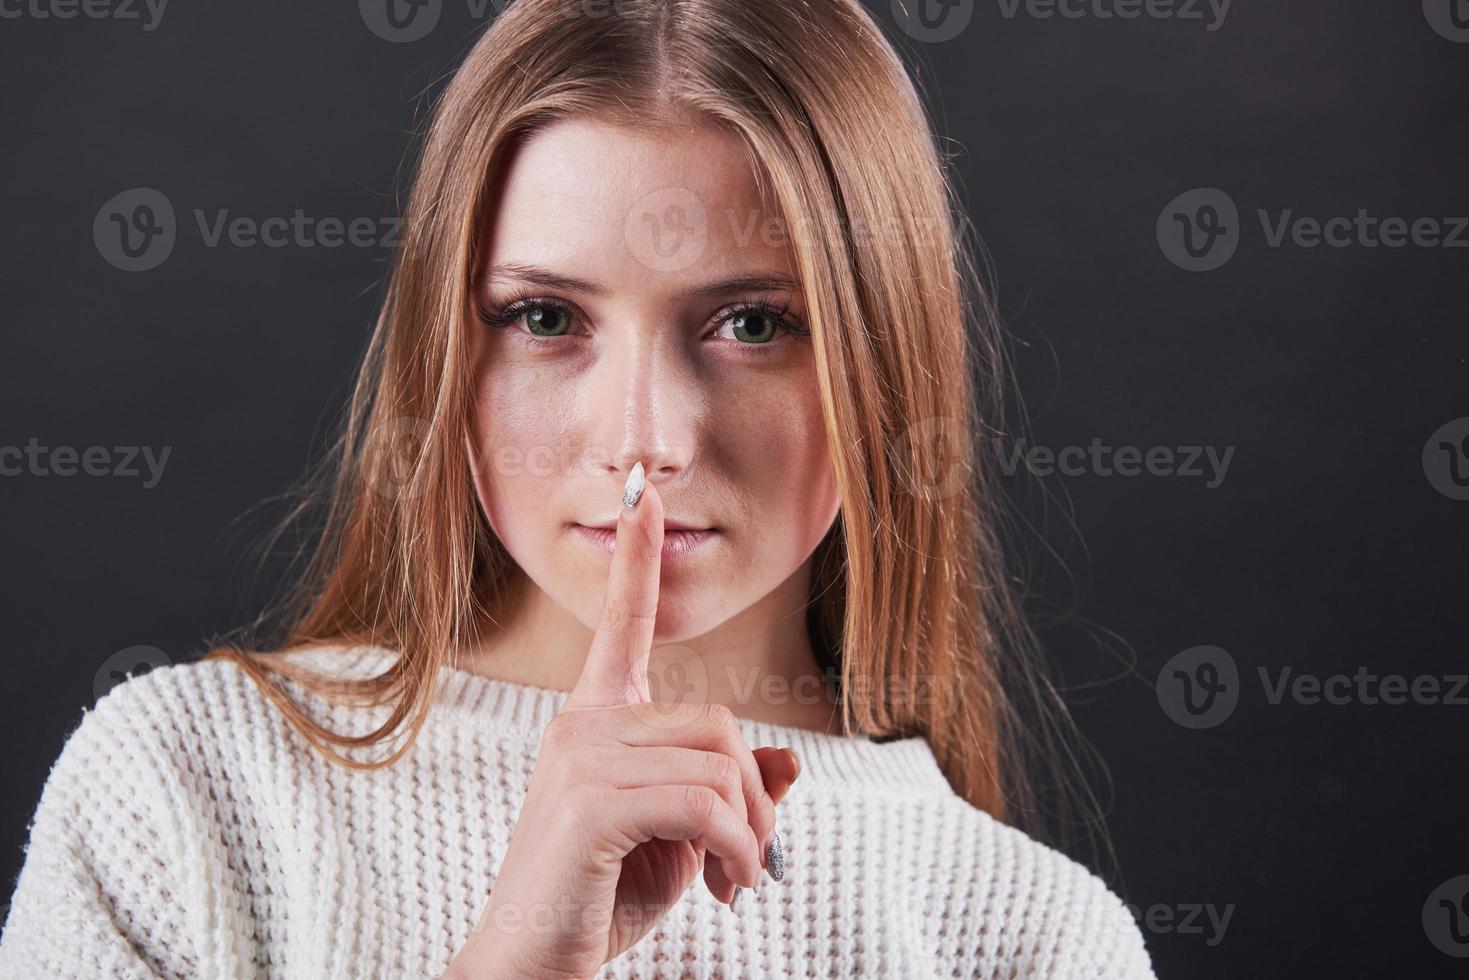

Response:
(445, 468), (800, 979)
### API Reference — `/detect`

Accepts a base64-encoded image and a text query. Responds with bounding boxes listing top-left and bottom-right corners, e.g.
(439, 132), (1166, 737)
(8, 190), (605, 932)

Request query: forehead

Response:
(480, 115), (796, 285)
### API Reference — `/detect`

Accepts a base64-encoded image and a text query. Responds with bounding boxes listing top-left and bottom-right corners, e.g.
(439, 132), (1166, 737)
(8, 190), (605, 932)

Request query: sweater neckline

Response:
(291, 643), (957, 795)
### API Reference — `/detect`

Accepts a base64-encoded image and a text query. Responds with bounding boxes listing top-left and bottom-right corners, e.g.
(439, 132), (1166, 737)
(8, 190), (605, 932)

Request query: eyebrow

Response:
(485, 262), (801, 299)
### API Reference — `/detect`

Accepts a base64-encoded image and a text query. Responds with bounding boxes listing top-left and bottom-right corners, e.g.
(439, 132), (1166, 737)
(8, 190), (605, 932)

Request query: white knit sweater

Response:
(0, 644), (1154, 979)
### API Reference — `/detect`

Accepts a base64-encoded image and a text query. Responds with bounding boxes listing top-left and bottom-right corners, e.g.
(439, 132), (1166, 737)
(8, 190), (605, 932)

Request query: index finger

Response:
(565, 461), (665, 709)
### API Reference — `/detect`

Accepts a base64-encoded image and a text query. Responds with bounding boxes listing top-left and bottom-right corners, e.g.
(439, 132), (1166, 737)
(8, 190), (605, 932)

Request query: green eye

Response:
(729, 312), (778, 344)
(523, 305), (572, 337)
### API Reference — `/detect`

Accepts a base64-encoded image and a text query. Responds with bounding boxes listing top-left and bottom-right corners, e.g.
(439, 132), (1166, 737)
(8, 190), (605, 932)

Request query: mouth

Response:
(572, 522), (719, 561)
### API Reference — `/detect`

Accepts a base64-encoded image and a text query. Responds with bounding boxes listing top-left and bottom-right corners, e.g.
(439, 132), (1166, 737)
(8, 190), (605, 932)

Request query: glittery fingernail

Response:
(730, 885), (742, 909)
(621, 461), (645, 510)
(765, 829), (785, 882)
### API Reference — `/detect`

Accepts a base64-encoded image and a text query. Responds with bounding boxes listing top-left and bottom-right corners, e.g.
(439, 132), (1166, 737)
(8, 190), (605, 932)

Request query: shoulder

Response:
(42, 639), (396, 830)
(43, 652), (245, 778)
(779, 731), (1155, 976)
(56, 643), (392, 789)
(1, 647), (375, 978)
(70, 649), (276, 760)
(907, 793), (1156, 978)
(0, 655), (269, 977)
(84, 642), (392, 734)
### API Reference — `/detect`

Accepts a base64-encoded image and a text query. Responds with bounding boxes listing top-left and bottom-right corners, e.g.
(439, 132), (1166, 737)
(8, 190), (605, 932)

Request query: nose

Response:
(592, 333), (695, 486)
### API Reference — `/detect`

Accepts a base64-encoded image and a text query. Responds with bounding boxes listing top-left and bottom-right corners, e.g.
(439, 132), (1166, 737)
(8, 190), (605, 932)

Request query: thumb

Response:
(565, 461), (665, 709)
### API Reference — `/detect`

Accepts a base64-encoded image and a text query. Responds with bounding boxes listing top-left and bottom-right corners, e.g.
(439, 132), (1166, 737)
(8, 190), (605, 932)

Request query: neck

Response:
(456, 563), (842, 733)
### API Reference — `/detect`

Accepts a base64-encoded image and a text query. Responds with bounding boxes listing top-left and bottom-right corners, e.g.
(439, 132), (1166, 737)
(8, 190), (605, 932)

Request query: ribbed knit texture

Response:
(0, 644), (1154, 979)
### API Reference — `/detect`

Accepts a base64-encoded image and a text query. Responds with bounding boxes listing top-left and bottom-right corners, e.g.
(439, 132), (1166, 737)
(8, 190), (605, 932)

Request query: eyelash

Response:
(475, 292), (810, 353)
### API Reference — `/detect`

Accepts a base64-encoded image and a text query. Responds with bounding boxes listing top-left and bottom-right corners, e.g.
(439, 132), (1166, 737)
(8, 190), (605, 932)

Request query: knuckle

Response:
(541, 711), (582, 752)
(749, 786), (777, 833)
(663, 701), (704, 729)
(602, 602), (656, 631)
(706, 752), (740, 794)
(682, 783), (718, 823)
(701, 700), (736, 730)
(599, 604), (628, 631)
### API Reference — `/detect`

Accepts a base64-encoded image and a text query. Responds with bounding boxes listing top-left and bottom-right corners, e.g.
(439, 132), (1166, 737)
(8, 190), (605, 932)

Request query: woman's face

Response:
(467, 115), (840, 644)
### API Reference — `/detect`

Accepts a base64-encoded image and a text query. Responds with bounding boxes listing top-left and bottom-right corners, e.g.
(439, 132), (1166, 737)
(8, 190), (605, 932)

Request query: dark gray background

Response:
(2, 1), (1466, 976)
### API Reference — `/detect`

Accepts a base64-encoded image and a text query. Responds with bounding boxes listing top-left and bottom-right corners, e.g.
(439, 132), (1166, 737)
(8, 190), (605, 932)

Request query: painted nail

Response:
(621, 460), (646, 510)
(730, 885), (742, 909)
(765, 829), (785, 882)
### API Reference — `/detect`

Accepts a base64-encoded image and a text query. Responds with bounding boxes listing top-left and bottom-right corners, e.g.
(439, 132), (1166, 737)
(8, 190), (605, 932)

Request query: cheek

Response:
(723, 375), (840, 557)
(469, 362), (582, 551)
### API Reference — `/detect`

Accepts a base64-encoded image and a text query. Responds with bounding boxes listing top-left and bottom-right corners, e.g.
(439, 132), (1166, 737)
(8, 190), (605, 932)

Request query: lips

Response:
(572, 523), (717, 560)
(576, 517), (714, 532)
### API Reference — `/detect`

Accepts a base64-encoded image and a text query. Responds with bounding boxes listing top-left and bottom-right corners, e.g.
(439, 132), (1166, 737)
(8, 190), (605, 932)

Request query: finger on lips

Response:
(565, 461), (664, 710)
(561, 461), (794, 900)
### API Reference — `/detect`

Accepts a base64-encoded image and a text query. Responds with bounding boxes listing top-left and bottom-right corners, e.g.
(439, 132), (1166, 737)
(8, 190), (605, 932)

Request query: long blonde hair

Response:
(205, 0), (1093, 842)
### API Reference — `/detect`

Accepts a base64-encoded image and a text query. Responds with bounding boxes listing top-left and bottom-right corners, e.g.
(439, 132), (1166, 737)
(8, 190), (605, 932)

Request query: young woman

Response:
(0, 0), (1155, 976)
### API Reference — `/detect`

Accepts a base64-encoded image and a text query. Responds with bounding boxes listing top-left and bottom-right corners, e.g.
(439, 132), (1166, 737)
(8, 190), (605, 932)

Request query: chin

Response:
(658, 604), (723, 644)
(643, 592), (716, 644)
